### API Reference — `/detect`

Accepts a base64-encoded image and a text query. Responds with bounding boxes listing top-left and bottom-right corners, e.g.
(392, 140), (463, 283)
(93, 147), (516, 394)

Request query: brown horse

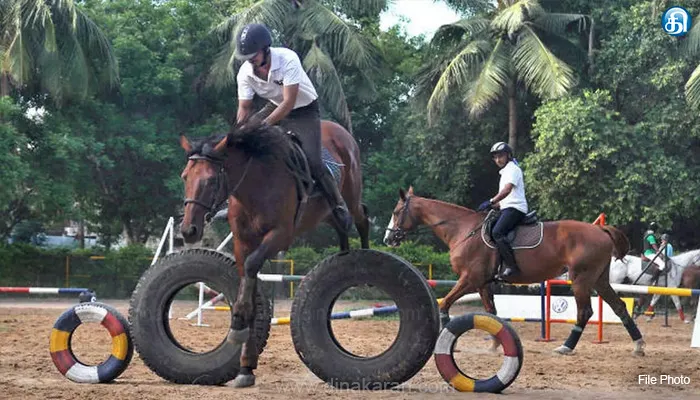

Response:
(384, 187), (646, 356)
(680, 264), (700, 322)
(179, 120), (370, 387)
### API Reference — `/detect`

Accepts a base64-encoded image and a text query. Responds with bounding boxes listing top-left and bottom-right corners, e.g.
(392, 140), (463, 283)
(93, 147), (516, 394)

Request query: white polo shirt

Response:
(237, 47), (318, 109)
(498, 161), (528, 214)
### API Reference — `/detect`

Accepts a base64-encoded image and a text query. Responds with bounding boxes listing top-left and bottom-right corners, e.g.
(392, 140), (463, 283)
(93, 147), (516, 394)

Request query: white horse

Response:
(609, 249), (700, 323)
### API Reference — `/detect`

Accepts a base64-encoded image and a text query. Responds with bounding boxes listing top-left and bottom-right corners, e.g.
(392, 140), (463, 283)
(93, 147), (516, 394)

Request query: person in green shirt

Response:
(642, 222), (664, 272)
(646, 233), (686, 322)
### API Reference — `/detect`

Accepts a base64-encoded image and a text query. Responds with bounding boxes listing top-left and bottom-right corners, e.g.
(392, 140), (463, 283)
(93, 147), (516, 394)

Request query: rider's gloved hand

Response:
(477, 200), (492, 212)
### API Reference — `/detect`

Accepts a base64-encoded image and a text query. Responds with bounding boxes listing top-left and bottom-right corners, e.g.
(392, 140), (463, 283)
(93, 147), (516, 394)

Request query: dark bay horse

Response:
(384, 187), (646, 356)
(179, 120), (370, 387)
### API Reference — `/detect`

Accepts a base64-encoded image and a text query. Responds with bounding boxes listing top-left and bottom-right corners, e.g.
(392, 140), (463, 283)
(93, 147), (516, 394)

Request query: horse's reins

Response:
(183, 154), (252, 223)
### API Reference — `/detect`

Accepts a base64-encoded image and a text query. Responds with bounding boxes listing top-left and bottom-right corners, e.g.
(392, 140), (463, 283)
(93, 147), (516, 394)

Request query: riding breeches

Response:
(492, 208), (525, 243)
(251, 100), (326, 180)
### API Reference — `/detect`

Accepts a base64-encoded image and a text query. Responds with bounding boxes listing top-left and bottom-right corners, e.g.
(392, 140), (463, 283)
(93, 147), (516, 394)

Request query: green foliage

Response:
(524, 89), (629, 221)
(0, 0), (118, 102)
(524, 88), (700, 246)
(0, 243), (154, 299)
(418, 0), (590, 152)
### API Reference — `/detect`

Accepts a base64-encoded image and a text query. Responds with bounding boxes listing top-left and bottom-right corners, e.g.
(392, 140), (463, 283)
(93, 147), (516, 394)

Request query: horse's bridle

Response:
(183, 154), (252, 223)
(386, 195), (417, 244)
(386, 195), (486, 245)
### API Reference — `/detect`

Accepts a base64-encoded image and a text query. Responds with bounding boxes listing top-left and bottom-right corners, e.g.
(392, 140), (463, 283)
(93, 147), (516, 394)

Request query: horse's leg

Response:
(553, 277), (594, 355)
(233, 305), (258, 388)
(438, 271), (477, 328)
(228, 229), (288, 387)
(326, 217), (350, 252)
(670, 295), (686, 322)
(593, 277), (645, 356)
(478, 285), (500, 352)
(355, 203), (371, 249)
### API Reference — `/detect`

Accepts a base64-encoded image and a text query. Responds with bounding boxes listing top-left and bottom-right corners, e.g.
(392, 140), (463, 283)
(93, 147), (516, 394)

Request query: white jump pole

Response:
(216, 232), (233, 252)
(192, 282), (210, 327)
(692, 303), (700, 348)
(185, 232), (235, 323)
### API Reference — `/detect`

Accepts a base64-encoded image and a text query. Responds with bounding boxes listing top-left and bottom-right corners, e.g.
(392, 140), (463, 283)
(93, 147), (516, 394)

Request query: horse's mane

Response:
(417, 196), (477, 215)
(190, 125), (295, 164)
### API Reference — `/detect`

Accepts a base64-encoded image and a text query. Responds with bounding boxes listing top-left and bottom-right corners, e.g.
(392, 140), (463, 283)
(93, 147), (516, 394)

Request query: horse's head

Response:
(384, 186), (419, 247)
(179, 134), (229, 244)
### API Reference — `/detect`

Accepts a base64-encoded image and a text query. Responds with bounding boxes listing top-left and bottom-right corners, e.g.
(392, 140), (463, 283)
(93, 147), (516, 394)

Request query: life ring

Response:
(434, 312), (523, 393)
(49, 302), (133, 383)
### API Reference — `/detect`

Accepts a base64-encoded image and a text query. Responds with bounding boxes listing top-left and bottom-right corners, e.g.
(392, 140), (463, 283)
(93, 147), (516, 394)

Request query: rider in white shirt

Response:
(232, 23), (351, 233)
(477, 142), (528, 279)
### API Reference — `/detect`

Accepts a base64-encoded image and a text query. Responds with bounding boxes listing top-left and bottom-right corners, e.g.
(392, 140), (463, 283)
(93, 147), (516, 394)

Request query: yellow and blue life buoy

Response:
(49, 302), (133, 383)
(434, 312), (523, 393)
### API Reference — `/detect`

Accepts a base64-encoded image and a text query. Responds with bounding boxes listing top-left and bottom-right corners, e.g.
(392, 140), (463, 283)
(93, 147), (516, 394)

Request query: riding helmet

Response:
(490, 141), (513, 157)
(235, 23), (273, 60)
(649, 221), (658, 231)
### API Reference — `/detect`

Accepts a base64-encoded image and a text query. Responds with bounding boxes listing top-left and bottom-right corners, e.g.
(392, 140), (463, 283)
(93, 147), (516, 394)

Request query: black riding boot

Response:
(317, 170), (352, 233)
(495, 238), (519, 279)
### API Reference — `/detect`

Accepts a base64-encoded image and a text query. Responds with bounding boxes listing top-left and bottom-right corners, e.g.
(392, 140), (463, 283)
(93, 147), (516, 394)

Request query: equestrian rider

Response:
(642, 222), (665, 276)
(233, 23), (352, 233)
(646, 233), (685, 322)
(478, 142), (529, 279)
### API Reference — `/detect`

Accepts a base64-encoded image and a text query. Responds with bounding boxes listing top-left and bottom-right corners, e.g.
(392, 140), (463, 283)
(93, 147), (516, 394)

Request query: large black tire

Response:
(290, 249), (440, 390)
(128, 248), (271, 385)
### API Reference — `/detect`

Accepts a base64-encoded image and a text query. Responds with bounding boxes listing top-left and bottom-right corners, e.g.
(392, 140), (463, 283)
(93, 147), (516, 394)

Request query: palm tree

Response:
(0, 0), (118, 102)
(417, 0), (592, 151)
(208, 0), (388, 132)
(684, 18), (700, 109)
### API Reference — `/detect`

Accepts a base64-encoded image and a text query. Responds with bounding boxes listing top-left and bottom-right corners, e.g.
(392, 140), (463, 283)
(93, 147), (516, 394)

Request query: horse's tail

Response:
(599, 225), (630, 260)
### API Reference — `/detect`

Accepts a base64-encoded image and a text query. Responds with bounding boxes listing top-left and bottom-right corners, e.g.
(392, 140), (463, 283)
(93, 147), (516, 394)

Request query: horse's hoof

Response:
(684, 319), (693, 324)
(232, 373), (255, 388)
(553, 345), (574, 355)
(633, 339), (646, 357)
(227, 327), (250, 345)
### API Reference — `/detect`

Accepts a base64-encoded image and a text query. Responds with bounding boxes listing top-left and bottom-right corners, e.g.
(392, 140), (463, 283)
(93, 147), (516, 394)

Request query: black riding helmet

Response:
(235, 23), (272, 60)
(490, 141), (513, 159)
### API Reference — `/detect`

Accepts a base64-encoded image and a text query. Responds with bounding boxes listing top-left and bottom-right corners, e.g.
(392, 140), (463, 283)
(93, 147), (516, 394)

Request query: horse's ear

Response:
(180, 135), (192, 153)
(399, 188), (406, 201)
(408, 186), (414, 195)
(213, 135), (229, 154)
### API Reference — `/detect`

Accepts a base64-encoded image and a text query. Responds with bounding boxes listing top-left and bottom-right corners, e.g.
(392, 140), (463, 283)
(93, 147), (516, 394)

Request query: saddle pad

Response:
(481, 222), (544, 250)
(321, 146), (344, 186)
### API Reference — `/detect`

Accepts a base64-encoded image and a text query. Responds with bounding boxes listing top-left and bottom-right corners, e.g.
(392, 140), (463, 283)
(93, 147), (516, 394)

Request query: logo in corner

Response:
(662, 6), (691, 37)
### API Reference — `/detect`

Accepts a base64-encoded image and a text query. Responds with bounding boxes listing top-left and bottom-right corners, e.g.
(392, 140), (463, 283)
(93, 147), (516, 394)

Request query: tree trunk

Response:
(0, 73), (9, 98)
(508, 81), (517, 152)
(78, 219), (85, 249)
(122, 219), (135, 245)
(588, 16), (595, 74)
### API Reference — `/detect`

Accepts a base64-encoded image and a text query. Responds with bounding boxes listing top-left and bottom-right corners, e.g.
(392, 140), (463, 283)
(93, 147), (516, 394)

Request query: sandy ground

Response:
(1, 298), (699, 400)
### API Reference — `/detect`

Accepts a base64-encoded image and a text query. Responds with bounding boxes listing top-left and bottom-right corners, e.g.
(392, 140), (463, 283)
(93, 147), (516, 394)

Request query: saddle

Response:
(641, 257), (671, 278)
(283, 131), (344, 224)
(209, 128), (344, 225)
(481, 209), (543, 250)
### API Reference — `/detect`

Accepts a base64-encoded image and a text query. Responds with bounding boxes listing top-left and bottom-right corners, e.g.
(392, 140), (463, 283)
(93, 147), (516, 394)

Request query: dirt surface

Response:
(1, 298), (699, 400)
